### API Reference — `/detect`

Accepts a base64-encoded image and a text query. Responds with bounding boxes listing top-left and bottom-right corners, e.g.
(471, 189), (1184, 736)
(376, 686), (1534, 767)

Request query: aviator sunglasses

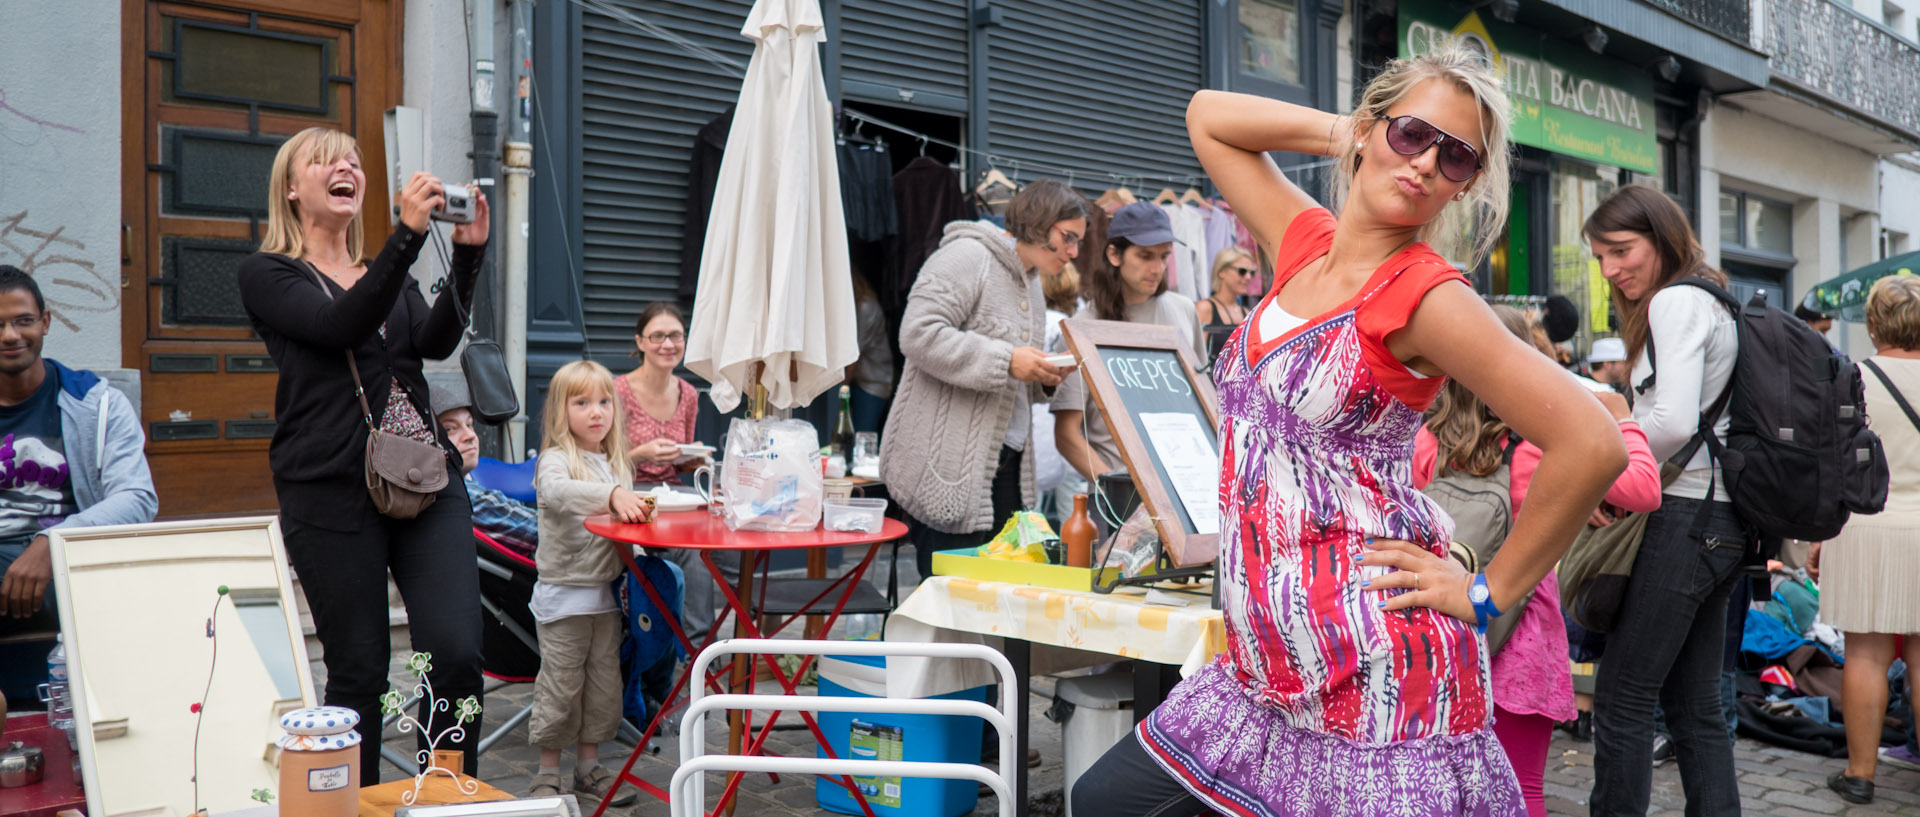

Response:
(1376, 114), (1483, 183)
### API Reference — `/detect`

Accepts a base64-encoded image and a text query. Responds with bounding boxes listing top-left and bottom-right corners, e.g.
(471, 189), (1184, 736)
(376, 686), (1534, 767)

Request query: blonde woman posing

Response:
(1072, 49), (1627, 817)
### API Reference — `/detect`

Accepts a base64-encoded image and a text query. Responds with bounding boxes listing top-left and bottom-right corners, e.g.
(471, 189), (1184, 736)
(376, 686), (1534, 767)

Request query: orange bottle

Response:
(1061, 494), (1097, 568)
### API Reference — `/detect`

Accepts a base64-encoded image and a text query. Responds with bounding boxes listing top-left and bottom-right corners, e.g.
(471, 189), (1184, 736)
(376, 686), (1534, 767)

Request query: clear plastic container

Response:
(822, 497), (888, 533)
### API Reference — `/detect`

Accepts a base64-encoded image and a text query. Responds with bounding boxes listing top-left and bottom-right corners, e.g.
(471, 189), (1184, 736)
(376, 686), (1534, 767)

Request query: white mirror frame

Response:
(49, 516), (316, 817)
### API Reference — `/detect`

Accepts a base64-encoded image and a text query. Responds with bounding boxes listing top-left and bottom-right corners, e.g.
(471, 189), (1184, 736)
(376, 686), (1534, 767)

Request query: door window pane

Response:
(176, 22), (329, 113)
(161, 128), (285, 218)
(1551, 160), (1618, 351)
(161, 237), (256, 326)
(1239, 0), (1301, 85)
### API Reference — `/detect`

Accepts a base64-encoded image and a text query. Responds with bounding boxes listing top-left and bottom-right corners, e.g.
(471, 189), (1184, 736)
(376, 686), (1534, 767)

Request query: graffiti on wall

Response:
(0, 211), (120, 332)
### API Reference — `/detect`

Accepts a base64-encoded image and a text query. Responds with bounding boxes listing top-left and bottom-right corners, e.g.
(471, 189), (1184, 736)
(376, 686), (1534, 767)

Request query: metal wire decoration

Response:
(380, 651), (484, 805)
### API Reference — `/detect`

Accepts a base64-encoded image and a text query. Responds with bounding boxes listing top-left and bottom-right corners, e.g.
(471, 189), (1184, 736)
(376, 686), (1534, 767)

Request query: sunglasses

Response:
(1231, 266), (1258, 277)
(1376, 114), (1483, 183)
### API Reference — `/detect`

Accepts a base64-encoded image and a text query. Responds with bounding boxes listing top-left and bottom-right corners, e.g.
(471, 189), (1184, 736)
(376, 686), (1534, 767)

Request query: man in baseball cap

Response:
(432, 379), (538, 557)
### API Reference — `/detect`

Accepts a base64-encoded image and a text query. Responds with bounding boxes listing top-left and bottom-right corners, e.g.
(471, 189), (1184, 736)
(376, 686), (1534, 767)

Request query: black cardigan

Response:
(238, 225), (484, 521)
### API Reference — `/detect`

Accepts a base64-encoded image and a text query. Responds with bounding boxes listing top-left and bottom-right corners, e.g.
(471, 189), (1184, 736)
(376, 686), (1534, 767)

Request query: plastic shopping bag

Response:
(720, 417), (823, 532)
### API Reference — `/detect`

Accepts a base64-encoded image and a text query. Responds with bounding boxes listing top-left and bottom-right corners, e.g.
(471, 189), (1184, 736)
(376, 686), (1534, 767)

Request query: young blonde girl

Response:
(530, 360), (653, 803)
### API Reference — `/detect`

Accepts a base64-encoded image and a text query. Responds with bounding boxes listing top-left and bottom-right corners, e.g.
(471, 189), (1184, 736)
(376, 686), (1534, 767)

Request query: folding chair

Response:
(671, 639), (1018, 817)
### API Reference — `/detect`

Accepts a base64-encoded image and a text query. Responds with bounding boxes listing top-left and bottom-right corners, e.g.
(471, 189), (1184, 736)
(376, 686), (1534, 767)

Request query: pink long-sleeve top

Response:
(1412, 418), (1661, 720)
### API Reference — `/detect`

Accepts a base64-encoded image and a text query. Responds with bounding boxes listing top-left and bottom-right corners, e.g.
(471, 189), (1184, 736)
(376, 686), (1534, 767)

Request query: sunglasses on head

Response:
(1376, 114), (1483, 183)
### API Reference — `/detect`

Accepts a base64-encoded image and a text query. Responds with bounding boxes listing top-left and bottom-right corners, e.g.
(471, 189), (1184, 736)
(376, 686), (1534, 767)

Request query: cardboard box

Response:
(930, 549), (1133, 592)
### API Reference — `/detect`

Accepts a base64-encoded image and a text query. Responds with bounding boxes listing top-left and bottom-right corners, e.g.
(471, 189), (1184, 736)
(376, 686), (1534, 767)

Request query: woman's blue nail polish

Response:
(1376, 601), (1386, 609)
(1366, 538), (1376, 545)
(1360, 580), (1371, 587)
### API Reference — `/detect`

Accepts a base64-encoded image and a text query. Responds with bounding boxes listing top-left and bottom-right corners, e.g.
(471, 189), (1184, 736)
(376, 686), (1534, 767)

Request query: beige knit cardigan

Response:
(880, 220), (1048, 534)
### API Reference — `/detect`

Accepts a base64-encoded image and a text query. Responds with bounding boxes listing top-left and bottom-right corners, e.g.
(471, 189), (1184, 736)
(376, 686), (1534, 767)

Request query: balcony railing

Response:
(1763, 0), (1920, 138)
(1638, 0), (1752, 44)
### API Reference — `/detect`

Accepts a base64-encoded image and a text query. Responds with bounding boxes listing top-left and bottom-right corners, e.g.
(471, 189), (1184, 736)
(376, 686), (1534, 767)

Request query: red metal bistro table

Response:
(584, 511), (909, 817)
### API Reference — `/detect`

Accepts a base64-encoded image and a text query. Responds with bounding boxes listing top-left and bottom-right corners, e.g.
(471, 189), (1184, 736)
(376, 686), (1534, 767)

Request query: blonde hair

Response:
(1330, 47), (1512, 270)
(540, 360), (635, 485)
(1425, 304), (1531, 477)
(261, 127), (367, 264)
(1210, 248), (1258, 295)
(1043, 263), (1082, 314)
(1868, 275), (1920, 351)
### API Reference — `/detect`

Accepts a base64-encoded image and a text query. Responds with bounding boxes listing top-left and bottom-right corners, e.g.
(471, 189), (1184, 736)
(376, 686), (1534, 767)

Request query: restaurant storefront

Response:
(1397, 0), (1684, 357)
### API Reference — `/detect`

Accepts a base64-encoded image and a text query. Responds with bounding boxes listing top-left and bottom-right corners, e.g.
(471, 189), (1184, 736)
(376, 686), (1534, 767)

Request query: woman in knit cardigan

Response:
(880, 179), (1089, 579)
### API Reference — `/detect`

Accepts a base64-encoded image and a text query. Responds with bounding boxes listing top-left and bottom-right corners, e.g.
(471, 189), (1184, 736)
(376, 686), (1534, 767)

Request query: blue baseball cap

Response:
(1108, 202), (1182, 246)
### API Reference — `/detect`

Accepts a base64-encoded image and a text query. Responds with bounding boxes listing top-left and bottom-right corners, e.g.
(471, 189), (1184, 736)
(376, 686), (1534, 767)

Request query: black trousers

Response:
(282, 477), (484, 781)
(907, 445), (1024, 580)
(1073, 731), (1205, 817)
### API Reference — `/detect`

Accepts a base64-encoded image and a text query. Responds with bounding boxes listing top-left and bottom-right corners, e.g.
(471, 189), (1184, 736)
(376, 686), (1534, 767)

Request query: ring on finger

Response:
(1415, 573), (1422, 589)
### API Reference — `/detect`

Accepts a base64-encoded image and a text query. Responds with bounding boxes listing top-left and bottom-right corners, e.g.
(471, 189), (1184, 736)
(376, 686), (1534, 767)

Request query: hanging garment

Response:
(837, 140), (898, 243)
(678, 107), (735, 298)
(885, 156), (972, 315)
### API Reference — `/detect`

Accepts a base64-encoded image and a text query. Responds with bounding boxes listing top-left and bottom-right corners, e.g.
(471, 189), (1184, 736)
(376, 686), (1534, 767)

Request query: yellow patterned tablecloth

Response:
(882, 575), (1228, 698)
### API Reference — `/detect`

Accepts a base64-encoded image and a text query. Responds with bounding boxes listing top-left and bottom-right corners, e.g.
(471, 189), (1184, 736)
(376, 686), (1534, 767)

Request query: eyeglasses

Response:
(643, 331), (686, 345)
(1052, 226), (1083, 247)
(1376, 114), (1483, 183)
(1231, 266), (1259, 277)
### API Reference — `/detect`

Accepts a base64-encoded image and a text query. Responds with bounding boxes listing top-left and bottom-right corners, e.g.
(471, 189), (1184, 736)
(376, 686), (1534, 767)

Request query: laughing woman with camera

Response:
(238, 127), (490, 779)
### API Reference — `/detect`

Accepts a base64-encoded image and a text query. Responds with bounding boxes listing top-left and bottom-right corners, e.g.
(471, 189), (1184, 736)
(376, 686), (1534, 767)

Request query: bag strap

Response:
(302, 260), (377, 432)
(1863, 359), (1920, 436)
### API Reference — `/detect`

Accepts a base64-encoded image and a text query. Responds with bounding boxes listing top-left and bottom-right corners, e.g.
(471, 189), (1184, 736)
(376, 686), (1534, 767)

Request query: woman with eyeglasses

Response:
(1071, 47), (1629, 817)
(1197, 247), (1258, 362)
(615, 302), (705, 485)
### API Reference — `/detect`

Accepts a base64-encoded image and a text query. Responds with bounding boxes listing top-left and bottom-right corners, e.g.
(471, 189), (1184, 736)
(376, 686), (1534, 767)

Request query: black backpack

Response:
(1646, 279), (1887, 544)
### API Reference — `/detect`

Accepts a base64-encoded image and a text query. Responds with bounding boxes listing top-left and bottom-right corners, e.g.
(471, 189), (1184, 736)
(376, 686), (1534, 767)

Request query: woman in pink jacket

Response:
(1413, 305), (1662, 817)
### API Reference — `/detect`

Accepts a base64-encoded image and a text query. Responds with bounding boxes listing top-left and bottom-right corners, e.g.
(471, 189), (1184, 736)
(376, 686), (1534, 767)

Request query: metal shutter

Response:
(839, 0), (969, 112)
(578, 0), (754, 356)
(986, 1), (1204, 196)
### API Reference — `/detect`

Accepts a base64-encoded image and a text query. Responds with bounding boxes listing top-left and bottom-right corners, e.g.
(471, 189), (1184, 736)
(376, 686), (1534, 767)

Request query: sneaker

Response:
(575, 764), (637, 808)
(1881, 745), (1920, 772)
(1651, 734), (1674, 767)
(1827, 771), (1875, 805)
(528, 772), (563, 798)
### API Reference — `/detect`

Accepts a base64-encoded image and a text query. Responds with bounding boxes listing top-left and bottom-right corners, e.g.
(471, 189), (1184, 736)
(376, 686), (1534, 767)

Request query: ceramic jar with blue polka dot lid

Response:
(277, 706), (361, 815)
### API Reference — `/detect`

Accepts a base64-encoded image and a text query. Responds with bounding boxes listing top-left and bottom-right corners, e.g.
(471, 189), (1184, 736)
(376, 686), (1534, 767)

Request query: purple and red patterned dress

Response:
(1138, 209), (1525, 817)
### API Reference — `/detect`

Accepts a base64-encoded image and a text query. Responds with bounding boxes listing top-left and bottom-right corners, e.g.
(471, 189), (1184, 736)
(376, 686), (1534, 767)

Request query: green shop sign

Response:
(1398, 0), (1658, 174)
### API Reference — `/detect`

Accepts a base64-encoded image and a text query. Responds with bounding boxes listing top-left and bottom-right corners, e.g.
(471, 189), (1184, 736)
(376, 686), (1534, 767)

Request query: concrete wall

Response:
(0, 0), (123, 373)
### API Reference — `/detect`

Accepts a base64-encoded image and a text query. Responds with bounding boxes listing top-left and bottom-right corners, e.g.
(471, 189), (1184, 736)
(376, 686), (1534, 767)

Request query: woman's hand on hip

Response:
(452, 186), (489, 246)
(398, 172), (446, 234)
(1357, 538), (1474, 623)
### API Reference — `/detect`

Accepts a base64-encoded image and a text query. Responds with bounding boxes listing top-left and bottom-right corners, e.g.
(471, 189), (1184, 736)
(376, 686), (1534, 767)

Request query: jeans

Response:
(282, 479), (484, 782)
(1072, 731), (1205, 817)
(1591, 496), (1746, 817)
(908, 445), (1023, 581)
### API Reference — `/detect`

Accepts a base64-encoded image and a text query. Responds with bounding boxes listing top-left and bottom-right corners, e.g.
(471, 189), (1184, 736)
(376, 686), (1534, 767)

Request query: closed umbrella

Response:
(684, 0), (855, 413)
(1803, 250), (1920, 322)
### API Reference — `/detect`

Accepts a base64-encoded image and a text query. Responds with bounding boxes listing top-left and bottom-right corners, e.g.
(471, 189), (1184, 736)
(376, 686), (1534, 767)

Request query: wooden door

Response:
(122, 0), (400, 517)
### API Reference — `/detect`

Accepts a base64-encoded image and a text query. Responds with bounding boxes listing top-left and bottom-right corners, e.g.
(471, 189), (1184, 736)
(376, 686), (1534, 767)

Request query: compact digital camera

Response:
(432, 183), (475, 225)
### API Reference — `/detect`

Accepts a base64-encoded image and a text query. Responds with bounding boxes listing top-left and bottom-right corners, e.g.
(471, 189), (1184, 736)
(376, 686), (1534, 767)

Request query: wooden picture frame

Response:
(1060, 318), (1223, 567)
(49, 516), (314, 817)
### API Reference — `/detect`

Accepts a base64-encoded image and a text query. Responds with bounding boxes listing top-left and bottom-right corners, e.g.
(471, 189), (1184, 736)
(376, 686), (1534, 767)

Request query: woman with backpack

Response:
(1583, 185), (1743, 816)
(1819, 274), (1920, 806)
(1413, 306), (1662, 817)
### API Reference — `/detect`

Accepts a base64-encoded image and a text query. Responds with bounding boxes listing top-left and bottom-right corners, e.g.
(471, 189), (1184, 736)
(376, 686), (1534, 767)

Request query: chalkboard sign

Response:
(1059, 318), (1222, 567)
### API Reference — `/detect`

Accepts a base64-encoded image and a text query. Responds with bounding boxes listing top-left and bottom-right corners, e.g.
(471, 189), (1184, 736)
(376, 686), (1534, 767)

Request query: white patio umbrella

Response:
(683, 0), (855, 414)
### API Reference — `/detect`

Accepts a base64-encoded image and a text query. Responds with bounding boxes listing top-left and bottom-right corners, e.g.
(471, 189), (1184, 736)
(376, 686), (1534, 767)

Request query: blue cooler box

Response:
(815, 653), (989, 817)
